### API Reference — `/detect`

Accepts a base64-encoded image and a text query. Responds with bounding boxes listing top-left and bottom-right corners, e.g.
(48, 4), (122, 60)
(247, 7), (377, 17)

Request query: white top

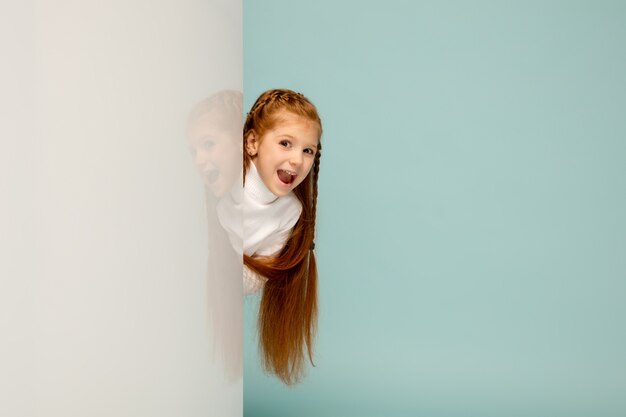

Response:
(216, 161), (302, 294)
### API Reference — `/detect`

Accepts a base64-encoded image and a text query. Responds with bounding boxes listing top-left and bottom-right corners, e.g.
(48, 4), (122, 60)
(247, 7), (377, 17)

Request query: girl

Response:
(217, 88), (322, 385)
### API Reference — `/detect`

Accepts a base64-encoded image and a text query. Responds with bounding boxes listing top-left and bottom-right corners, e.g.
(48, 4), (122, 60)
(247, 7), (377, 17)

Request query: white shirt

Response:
(217, 161), (302, 294)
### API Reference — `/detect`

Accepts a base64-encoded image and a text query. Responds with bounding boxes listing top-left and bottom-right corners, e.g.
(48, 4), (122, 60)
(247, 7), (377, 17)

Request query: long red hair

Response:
(243, 89), (322, 385)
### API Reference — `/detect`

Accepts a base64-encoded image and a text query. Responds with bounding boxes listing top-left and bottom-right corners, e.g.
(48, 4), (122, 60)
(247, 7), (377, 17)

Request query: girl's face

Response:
(246, 111), (319, 197)
(189, 114), (241, 197)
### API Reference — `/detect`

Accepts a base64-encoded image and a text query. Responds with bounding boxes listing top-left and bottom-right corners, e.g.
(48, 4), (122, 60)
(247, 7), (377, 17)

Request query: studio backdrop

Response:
(243, 1), (626, 416)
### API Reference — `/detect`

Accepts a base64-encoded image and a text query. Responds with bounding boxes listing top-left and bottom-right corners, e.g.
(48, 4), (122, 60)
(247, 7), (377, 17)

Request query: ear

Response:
(245, 131), (259, 156)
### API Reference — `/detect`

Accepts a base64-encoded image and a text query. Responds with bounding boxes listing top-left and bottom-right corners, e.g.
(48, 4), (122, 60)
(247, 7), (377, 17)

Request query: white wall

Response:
(1, 1), (242, 416)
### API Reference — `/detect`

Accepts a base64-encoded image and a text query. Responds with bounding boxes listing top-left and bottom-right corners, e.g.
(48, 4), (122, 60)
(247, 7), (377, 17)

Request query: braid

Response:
(247, 90), (286, 119)
(310, 147), (321, 250)
(246, 89), (312, 124)
(245, 95), (268, 128)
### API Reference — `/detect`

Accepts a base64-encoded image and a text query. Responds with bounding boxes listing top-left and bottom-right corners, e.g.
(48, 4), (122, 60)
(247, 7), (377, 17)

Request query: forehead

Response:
(268, 110), (320, 141)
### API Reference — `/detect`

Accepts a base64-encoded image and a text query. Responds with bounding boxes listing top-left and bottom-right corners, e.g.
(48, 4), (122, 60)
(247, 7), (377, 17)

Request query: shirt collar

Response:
(245, 161), (279, 204)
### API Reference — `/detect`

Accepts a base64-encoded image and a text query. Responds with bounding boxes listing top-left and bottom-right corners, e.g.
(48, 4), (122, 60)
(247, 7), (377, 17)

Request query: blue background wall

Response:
(244, 1), (626, 416)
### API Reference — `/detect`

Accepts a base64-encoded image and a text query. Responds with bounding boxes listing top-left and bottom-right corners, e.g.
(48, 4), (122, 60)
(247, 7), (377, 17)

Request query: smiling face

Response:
(188, 114), (241, 197)
(246, 110), (320, 197)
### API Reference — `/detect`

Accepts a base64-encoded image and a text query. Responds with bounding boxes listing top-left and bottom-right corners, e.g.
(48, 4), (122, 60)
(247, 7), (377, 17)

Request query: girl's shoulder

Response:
(276, 191), (302, 227)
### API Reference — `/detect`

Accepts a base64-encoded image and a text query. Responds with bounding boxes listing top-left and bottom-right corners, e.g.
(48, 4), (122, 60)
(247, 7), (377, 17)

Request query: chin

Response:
(271, 188), (289, 197)
(208, 182), (226, 198)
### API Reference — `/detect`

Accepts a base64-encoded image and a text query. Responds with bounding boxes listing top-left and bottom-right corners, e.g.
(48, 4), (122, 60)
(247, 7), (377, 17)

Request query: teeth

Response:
(281, 169), (297, 175)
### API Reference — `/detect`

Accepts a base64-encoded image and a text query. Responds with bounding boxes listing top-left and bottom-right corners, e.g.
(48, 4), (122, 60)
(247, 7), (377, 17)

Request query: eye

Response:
(303, 148), (315, 155)
(203, 138), (215, 149)
(279, 140), (291, 148)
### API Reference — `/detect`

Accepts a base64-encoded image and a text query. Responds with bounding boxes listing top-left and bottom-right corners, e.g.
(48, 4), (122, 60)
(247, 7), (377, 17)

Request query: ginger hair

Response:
(243, 89), (322, 385)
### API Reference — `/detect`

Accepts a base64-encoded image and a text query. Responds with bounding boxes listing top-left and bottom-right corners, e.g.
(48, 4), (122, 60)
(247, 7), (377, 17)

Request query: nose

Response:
(195, 149), (210, 166)
(289, 150), (303, 167)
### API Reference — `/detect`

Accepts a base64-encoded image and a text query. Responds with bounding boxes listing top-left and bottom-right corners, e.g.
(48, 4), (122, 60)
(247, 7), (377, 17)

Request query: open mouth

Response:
(205, 169), (219, 185)
(277, 169), (297, 185)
